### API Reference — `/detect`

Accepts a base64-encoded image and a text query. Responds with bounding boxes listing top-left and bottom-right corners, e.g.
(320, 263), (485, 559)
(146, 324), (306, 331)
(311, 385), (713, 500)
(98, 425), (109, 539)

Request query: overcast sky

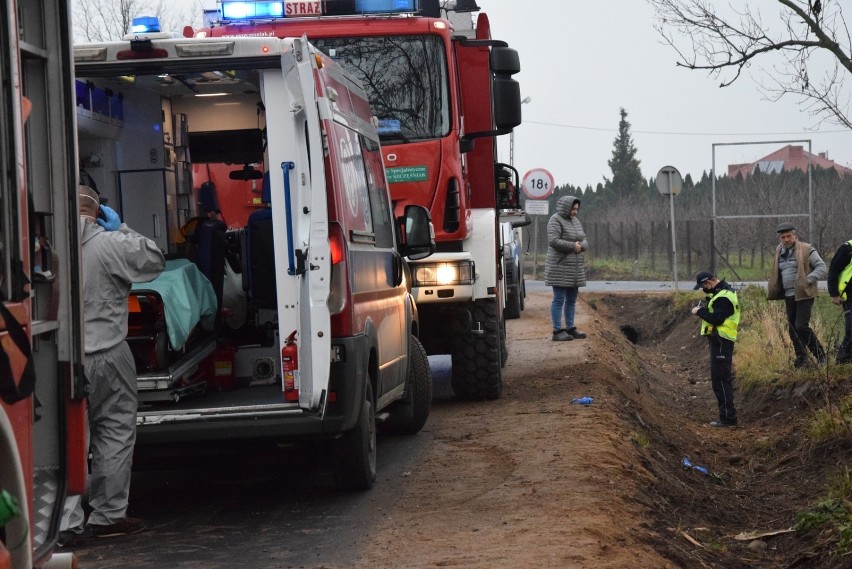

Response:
(172, 0), (851, 189)
(484, 1), (851, 190)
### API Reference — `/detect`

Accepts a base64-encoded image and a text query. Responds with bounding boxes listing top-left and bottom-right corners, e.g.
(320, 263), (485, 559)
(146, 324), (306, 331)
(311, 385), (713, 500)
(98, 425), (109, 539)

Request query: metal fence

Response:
(523, 217), (786, 281)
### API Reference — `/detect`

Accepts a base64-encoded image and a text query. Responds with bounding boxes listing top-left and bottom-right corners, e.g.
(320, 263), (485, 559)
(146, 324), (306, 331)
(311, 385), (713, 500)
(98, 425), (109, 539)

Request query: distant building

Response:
(728, 145), (852, 177)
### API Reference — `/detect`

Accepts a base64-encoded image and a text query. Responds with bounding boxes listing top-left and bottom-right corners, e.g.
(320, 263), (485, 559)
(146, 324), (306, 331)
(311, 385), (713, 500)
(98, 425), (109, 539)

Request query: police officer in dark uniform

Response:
(827, 239), (852, 364)
(691, 271), (739, 427)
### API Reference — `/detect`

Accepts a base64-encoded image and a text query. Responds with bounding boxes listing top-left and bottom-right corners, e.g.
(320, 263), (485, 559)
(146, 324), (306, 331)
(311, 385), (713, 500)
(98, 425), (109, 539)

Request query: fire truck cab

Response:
(1, 0), (87, 567)
(194, 0), (524, 401)
(73, 28), (435, 489)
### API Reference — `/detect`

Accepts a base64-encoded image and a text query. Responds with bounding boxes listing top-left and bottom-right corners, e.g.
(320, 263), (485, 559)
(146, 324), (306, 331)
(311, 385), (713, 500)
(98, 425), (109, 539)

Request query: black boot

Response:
(567, 327), (586, 339)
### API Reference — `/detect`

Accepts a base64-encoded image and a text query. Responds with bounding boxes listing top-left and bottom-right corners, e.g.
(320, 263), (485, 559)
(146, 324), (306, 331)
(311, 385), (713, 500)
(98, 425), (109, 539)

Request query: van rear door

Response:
(263, 37), (332, 411)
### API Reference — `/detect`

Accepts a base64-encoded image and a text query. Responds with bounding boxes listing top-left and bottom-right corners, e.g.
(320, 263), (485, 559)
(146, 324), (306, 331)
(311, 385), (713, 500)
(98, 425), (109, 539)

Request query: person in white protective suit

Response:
(59, 185), (165, 546)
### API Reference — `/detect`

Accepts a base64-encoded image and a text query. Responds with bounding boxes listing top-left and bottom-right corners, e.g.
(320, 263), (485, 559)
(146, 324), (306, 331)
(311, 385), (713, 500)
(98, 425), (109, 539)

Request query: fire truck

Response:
(192, 0), (524, 400)
(1, 0), (87, 567)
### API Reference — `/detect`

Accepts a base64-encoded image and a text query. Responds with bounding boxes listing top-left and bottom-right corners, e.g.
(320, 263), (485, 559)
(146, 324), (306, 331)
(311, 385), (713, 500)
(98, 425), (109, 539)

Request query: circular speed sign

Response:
(522, 168), (555, 200)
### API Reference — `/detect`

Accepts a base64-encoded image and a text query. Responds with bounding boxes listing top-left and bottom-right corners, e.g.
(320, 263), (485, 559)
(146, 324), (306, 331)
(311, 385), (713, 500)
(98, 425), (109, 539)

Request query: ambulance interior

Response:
(76, 65), (291, 408)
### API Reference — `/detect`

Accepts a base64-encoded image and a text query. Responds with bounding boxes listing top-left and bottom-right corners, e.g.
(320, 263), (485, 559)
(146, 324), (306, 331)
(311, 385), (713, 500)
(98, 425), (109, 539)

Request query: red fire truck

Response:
(191, 0), (523, 400)
(1, 0), (87, 567)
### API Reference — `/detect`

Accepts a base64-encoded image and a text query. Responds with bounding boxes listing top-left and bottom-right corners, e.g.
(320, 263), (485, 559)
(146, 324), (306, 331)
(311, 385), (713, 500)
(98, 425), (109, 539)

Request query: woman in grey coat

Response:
(545, 195), (588, 341)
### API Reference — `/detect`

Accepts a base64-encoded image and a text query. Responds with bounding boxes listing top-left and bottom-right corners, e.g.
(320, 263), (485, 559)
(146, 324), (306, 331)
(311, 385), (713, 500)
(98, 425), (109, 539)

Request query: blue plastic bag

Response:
(571, 396), (594, 405)
(682, 457), (709, 475)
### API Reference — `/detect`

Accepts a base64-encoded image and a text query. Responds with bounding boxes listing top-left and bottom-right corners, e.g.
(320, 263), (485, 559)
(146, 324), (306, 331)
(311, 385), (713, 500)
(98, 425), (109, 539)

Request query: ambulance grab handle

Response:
(281, 161), (303, 276)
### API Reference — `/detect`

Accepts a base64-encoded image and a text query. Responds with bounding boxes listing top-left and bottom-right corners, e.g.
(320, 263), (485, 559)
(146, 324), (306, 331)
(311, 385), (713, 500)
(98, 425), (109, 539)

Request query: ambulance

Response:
(73, 24), (435, 490)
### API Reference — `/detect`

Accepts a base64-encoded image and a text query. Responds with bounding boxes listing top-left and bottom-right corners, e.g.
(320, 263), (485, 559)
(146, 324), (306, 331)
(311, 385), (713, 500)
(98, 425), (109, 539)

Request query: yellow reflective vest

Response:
(700, 289), (740, 342)
(839, 239), (852, 301)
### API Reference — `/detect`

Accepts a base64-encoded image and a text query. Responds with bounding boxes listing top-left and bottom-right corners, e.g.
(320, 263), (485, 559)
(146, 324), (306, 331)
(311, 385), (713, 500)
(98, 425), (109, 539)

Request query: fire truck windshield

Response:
(313, 35), (450, 143)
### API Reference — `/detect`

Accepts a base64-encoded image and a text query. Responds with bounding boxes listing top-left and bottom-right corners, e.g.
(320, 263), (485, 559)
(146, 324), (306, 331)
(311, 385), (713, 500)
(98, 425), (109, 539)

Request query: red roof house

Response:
(728, 145), (852, 177)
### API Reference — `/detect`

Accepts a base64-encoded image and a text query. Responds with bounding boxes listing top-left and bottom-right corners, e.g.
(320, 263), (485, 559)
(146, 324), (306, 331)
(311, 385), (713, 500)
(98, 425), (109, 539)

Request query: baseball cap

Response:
(693, 271), (714, 290)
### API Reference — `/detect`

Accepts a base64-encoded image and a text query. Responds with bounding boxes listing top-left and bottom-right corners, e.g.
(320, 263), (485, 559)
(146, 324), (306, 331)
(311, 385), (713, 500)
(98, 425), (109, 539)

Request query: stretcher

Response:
(127, 259), (218, 402)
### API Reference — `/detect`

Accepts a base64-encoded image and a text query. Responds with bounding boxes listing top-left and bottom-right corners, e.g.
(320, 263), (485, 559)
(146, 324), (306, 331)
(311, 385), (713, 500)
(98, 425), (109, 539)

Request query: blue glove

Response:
(97, 205), (121, 231)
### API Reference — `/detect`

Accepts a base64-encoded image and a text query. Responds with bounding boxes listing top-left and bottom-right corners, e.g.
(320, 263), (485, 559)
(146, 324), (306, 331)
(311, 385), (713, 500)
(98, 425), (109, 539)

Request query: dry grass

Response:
(733, 287), (852, 445)
(734, 287), (795, 390)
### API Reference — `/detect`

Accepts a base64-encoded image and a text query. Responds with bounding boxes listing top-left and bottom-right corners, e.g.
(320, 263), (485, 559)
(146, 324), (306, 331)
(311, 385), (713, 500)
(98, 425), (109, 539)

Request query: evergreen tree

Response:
(606, 108), (644, 195)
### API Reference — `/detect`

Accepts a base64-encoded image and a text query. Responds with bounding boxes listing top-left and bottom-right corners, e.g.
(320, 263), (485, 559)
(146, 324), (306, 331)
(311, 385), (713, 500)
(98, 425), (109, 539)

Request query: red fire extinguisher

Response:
(282, 330), (299, 402)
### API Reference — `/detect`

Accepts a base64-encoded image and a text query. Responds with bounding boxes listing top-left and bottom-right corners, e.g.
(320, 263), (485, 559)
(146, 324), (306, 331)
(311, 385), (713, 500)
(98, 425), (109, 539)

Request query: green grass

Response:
(527, 250), (844, 284)
(808, 395), (852, 443)
(630, 431), (650, 448)
(585, 257), (671, 281)
(795, 468), (852, 555)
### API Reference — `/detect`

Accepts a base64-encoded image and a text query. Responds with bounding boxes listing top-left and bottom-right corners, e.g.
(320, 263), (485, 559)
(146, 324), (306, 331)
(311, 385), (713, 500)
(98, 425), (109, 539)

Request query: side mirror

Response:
(493, 78), (521, 130)
(491, 46), (520, 75)
(511, 214), (531, 229)
(397, 204), (435, 260)
(491, 47), (521, 131)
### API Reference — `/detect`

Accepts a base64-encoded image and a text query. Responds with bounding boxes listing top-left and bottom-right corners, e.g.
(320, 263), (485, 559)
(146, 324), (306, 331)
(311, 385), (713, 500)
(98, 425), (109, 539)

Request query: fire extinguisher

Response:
(282, 330), (299, 402)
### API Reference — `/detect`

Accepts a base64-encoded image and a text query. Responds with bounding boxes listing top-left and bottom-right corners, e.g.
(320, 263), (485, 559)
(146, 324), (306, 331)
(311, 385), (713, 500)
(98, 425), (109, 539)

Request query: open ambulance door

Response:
(262, 37), (331, 412)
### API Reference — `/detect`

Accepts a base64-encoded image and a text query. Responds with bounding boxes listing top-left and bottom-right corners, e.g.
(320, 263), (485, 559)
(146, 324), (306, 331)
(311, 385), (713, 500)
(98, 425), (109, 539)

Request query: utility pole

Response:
(509, 96), (531, 167)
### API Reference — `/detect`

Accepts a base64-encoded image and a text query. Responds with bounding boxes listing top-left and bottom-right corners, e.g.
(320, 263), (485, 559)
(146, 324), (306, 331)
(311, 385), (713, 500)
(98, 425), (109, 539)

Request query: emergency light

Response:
(220, 1), (284, 21)
(218, 0), (418, 21)
(354, 0), (418, 13)
(131, 16), (161, 33)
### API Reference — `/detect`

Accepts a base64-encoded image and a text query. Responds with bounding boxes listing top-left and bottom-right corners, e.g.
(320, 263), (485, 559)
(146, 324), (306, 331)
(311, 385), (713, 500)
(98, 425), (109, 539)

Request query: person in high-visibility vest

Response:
(827, 239), (852, 364)
(691, 271), (739, 427)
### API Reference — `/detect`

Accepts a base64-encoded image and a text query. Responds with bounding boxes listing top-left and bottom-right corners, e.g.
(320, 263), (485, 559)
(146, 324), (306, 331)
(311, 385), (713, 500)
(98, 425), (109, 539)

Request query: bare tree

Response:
(649, 0), (852, 129)
(73, 0), (199, 42)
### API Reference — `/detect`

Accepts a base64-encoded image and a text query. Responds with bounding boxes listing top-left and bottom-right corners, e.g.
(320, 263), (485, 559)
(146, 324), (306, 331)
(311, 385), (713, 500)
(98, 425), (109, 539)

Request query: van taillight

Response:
(329, 225), (344, 264)
(328, 223), (348, 316)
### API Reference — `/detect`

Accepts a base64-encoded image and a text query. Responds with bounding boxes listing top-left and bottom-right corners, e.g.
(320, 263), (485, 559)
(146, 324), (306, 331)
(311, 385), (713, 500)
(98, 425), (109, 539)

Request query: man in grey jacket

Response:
(767, 222), (826, 367)
(61, 186), (165, 545)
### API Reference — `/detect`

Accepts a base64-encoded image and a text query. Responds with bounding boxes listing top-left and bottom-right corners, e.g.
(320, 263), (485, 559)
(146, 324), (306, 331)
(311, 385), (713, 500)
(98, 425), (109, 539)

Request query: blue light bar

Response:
(355, 0), (418, 14)
(130, 16), (161, 33)
(221, 1), (285, 21)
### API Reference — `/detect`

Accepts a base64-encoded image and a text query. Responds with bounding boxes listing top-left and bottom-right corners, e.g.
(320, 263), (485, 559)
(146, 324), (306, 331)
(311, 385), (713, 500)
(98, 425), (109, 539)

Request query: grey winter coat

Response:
(544, 195), (588, 288)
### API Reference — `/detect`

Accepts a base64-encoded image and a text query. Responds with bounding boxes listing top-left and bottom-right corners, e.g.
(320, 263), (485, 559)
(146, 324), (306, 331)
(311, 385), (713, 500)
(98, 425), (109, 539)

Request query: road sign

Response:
(655, 166), (683, 196)
(525, 199), (550, 216)
(655, 165), (682, 290)
(522, 168), (555, 200)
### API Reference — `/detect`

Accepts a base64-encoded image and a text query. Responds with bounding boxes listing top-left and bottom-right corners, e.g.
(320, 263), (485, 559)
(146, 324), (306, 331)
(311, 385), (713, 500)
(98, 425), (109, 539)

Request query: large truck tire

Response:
(333, 381), (377, 490)
(380, 335), (432, 435)
(451, 298), (504, 400)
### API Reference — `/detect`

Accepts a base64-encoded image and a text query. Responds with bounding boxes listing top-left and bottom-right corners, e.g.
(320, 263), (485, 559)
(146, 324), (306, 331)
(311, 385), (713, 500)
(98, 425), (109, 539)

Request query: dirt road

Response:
(358, 292), (674, 568)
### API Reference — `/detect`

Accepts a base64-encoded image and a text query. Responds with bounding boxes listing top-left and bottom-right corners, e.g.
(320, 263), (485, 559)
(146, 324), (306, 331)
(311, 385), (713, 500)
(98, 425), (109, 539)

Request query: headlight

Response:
(412, 261), (475, 286)
(436, 264), (457, 285)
